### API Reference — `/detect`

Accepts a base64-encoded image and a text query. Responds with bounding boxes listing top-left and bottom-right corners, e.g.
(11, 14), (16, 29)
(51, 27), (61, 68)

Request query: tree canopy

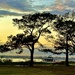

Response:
(1, 12), (75, 66)
(54, 13), (75, 66)
(40, 12), (75, 66)
(0, 12), (57, 66)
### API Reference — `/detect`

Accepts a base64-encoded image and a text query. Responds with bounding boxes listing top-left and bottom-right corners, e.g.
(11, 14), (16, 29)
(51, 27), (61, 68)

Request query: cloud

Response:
(64, 0), (75, 7)
(0, 0), (56, 15)
(52, 0), (65, 11)
(0, 0), (33, 11)
(48, 0), (75, 14)
(0, 3), (24, 13)
(0, 0), (75, 16)
(0, 10), (34, 16)
(7, 0), (33, 11)
(31, 0), (75, 14)
(0, 10), (24, 16)
(0, 0), (35, 16)
(54, 0), (75, 11)
(50, 9), (71, 15)
(54, 4), (65, 11)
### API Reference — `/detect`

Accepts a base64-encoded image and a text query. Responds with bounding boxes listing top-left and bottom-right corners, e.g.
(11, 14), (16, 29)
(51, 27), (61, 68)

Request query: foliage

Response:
(0, 12), (57, 66)
(0, 44), (10, 53)
(40, 12), (75, 66)
(54, 13), (75, 53)
(0, 58), (12, 63)
(40, 48), (63, 54)
(53, 12), (75, 66)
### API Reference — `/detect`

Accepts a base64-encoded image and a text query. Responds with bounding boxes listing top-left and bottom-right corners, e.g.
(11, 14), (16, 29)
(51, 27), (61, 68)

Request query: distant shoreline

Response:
(0, 55), (75, 62)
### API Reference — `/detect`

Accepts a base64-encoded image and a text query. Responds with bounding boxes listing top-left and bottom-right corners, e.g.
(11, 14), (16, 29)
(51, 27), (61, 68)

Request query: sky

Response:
(0, 0), (75, 56)
(0, 0), (75, 16)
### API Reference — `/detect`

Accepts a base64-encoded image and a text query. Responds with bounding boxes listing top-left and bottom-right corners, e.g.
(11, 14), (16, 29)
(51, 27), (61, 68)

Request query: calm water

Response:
(1, 55), (75, 62)
(1, 49), (75, 62)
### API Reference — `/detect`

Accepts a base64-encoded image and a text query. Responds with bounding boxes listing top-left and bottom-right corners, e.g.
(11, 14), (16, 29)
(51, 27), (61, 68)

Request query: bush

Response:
(3, 59), (12, 63)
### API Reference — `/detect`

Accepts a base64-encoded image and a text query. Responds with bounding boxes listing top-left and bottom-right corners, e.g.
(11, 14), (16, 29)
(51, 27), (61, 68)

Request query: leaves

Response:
(0, 45), (10, 53)
(0, 12), (57, 54)
(54, 14), (75, 54)
(40, 48), (62, 54)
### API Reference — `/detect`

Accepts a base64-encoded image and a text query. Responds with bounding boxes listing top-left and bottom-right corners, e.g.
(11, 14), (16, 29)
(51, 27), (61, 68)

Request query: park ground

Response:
(0, 65), (75, 75)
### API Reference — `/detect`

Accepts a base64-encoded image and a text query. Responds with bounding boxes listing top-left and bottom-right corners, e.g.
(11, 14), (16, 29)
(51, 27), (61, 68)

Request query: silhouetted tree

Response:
(0, 12), (57, 66)
(0, 44), (10, 53)
(40, 48), (63, 54)
(54, 13), (75, 66)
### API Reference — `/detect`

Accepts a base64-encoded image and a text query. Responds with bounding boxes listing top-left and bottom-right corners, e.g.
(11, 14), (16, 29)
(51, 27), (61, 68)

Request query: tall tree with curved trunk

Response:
(0, 12), (57, 66)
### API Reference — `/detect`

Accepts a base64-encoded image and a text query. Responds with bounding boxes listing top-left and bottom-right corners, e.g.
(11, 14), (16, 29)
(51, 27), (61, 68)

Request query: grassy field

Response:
(0, 61), (75, 75)
(0, 65), (75, 75)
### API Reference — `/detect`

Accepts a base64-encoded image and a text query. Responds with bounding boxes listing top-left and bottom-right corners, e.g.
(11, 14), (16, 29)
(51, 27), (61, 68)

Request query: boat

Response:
(43, 55), (54, 62)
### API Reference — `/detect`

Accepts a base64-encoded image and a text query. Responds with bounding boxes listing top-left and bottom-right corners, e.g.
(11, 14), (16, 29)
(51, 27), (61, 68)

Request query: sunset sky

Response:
(0, 0), (75, 56)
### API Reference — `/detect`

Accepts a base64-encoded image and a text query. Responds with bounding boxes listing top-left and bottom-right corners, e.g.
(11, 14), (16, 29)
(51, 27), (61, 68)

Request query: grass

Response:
(0, 62), (75, 75)
(35, 66), (75, 75)
(0, 66), (54, 75)
(0, 65), (75, 75)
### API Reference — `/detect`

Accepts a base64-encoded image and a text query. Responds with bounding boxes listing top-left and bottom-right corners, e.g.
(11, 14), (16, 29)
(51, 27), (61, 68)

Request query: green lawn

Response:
(0, 66), (75, 75)
(0, 66), (54, 75)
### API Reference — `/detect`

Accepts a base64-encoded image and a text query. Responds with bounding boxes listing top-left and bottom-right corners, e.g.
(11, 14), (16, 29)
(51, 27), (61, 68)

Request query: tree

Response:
(0, 12), (57, 66)
(0, 44), (10, 53)
(54, 13), (75, 66)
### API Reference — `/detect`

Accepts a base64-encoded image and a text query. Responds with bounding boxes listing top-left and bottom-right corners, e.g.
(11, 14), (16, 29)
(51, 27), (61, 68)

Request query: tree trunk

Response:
(30, 43), (34, 66)
(66, 46), (69, 66)
(65, 35), (69, 66)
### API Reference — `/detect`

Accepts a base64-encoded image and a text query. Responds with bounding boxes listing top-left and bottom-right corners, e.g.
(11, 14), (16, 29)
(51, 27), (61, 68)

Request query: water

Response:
(1, 55), (75, 62)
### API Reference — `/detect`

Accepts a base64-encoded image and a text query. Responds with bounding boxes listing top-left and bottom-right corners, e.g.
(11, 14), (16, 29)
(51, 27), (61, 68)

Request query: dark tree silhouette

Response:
(53, 13), (75, 66)
(0, 12), (57, 66)
(0, 44), (10, 53)
(40, 48), (63, 54)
